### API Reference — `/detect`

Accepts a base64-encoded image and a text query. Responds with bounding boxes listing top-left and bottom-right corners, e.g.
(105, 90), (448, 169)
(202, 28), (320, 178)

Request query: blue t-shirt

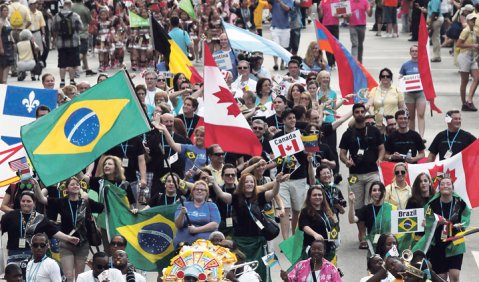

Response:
(270, 0), (293, 29)
(168, 27), (192, 55)
(174, 201), (221, 246)
(180, 144), (207, 173)
(317, 89), (337, 123)
(399, 60), (419, 76)
(427, 0), (442, 18)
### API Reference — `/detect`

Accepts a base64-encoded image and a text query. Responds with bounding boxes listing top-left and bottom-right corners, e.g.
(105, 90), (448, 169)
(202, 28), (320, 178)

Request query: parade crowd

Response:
(0, 0), (478, 282)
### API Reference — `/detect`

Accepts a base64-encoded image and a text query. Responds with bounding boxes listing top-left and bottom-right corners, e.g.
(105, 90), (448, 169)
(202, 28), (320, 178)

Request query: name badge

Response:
(19, 238), (26, 248)
(254, 219), (264, 230)
(444, 150), (453, 159)
(122, 158), (129, 167)
(357, 149), (365, 156)
(441, 225), (448, 241)
(169, 153), (179, 165)
(226, 217), (233, 227)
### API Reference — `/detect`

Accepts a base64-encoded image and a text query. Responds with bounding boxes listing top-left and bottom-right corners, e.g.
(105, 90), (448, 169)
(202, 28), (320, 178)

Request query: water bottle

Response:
(406, 149), (412, 160)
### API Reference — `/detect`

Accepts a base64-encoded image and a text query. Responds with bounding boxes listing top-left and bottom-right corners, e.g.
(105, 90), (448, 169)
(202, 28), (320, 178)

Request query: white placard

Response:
(269, 130), (304, 158)
(391, 208), (425, 234)
(331, 1), (351, 17)
(399, 74), (423, 93)
(213, 51), (233, 70)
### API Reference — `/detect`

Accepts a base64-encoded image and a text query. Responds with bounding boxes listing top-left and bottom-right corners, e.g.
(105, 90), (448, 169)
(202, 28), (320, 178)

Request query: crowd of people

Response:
(0, 0), (478, 282)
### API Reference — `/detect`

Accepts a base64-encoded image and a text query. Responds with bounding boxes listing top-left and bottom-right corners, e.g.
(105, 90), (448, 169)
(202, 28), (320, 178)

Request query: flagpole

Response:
(123, 69), (153, 129)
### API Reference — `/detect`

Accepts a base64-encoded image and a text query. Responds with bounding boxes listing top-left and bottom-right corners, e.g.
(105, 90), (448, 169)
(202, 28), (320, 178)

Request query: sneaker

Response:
(70, 80), (76, 86)
(393, 33), (399, 38)
(375, 32), (381, 37)
(430, 58), (442, 63)
(17, 72), (26, 81)
(382, 33), (393, 38)
(60, 81), (66, 88)
(467, 102), (478, 111)
(85, 69), (97, 76)
(462, 102), (477, 112)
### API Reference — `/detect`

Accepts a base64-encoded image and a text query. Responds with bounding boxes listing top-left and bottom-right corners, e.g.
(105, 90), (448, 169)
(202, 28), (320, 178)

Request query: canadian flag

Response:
(269, 130), (305, 158)
(379, 139), (479, 208)
(203, 43), (263, 156)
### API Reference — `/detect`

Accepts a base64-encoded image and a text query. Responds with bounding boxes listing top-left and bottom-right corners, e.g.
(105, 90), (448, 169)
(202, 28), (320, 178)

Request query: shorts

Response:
(279, 177), (308, 211)
(57, 47), (80, 68)
(457, 51), (478, 73)
(271, 27), (290, 49)
(382, 6), (398, 24)
(428, 243), (463, 274)
(404, 90), (426, 104)
(79, 38), (88, 55)
(59, 241), (90, 259)
(349, 172), (380, 210)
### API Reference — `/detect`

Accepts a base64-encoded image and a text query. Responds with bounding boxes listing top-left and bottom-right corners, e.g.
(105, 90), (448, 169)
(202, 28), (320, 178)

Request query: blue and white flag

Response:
(222, 21), (293, 63)
(0, 85), (56, 148)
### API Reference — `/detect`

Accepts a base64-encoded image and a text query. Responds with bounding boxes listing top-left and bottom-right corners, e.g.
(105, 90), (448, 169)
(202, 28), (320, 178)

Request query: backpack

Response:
(58, 12), (74, 38)
(10, 8), (24, 28)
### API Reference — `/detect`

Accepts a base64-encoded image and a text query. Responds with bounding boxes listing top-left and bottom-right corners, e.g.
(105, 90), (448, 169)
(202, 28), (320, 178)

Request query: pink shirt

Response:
(349, 0), (370, 26)
(288, 258), (342, 282)
(320, 0), (341, 26)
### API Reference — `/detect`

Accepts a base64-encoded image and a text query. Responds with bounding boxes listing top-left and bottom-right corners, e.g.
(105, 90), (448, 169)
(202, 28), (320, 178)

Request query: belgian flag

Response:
(150, 15), (202, 84)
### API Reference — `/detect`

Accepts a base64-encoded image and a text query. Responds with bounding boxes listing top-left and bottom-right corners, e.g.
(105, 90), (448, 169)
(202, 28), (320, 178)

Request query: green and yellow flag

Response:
(179, 0), (196, 20)
(129, 10), (150, 28)
(21, 71), (150, 186)
(105, 181), (178, 271)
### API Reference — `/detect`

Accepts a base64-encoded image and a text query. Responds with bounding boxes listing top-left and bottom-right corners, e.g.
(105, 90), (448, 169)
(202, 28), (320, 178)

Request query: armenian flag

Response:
(20, 71), (150, 186)
(150, 15), (203, 84)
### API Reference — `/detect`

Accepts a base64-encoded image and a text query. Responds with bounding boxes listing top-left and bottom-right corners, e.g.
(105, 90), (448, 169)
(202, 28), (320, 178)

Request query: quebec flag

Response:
(0, 85), (56, 190)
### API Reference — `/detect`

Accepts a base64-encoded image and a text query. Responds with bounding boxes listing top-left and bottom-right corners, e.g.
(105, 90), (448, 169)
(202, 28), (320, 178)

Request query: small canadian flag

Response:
(270, 130), (305, 158)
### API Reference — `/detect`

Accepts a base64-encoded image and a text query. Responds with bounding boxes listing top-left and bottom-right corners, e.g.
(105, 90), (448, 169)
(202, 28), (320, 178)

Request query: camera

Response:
(333, 196), (347, 208)
(333, 173), (343, 185)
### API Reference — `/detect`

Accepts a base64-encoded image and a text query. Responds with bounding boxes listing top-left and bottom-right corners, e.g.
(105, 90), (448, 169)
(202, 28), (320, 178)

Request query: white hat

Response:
(28, 0), (37, 4)
(462, 4), (475, 13)
(63, 0), (73, 4)
(466, 13), (477, 21)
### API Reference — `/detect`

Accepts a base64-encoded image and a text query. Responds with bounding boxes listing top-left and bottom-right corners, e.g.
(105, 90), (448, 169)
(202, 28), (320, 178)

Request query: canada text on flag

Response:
(269, 130), (305, 158)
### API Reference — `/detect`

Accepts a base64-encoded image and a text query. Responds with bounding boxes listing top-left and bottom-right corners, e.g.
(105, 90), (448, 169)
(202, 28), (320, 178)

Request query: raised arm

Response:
(153, 123), (182, 153)
(348, 191), (359, 223)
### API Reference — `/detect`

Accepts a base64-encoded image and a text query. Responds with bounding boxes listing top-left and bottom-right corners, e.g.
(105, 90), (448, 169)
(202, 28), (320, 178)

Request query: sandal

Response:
(359, 241), (368, 249)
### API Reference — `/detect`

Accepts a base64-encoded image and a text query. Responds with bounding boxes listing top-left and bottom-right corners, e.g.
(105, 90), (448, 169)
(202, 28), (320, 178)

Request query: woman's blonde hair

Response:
(100, 155), (126, 181)
(192, 180), (209, 199)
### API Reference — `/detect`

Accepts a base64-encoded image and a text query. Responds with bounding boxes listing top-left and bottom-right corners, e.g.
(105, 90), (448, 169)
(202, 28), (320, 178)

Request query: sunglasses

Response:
(224, 173), (236, 177)
(213, 152), (224, 156)
(309, 130), (320, 134)
(380, 75), (392, 79)
(252, 127), (263, 130)
(395, 170), (407, 175)
(111, 242), (126, 247)
(237, 66), (248, 70)
(32, 243), (47, 248)
(158, 79), (166, 82)
(95, 264), (109, 270)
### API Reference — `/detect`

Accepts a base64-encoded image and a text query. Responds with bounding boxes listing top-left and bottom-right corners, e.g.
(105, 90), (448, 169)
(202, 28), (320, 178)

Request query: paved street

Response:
(3, 13), (479, 282)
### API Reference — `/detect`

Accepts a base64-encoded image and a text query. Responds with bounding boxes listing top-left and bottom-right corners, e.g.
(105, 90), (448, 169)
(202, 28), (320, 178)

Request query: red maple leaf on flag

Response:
(428, 164), (457, 189)
(213, 86), (241, 117)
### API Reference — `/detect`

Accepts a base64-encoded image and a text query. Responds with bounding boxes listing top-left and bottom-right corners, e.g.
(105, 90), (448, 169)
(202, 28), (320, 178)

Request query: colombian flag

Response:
(104, 182), (178, 271)
(150, 15), (203, 84)
(20, 71), (150, 186)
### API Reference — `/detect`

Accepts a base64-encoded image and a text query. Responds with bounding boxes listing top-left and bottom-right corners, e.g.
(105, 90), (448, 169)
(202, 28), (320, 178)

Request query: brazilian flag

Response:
(105, 182), (178, 271)
(21, 71), (150, 186)
(398, 217), (418, 233)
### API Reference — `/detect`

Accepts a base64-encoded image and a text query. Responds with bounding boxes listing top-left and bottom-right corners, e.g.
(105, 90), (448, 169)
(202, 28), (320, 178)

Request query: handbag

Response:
(246, 200), (280, 241)
(446, 21), (463, 40)
(85, 202), (102, 247)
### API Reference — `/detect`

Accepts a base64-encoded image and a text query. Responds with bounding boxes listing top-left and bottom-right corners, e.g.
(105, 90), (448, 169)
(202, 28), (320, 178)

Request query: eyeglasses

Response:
(194, 189), (207, 192)
(213, 152), (224, 156)
(252, 127), (263, 130)
(111, 242), (126, 247)
(309, 130), (320, 134)
(32, 243), (47, 248)
(95, 264), (109, 270)
(145, 77), (157, 81)
(224, 173), (236, 177)
(380, 74), (392, 79)
(395, 170), (407, 175)
(158, 79), (166, 82)
(237, 66), (249, 70)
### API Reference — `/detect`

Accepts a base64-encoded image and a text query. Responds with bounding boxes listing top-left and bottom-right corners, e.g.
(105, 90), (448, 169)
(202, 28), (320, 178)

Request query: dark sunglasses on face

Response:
(310, 130), (320, 134)
(395, 170), (407, 175)
(252, 127), (263, 130)
(380, 75), (391, 79)
(111, 242), (125, 247)
(158, 79), (166, 82)
(95, 264), (109, 270)
(238, 66), (248, 70)
(32, 243), (47, 248)
(213, 152), (224, 156)
(224, 173), (236, 177)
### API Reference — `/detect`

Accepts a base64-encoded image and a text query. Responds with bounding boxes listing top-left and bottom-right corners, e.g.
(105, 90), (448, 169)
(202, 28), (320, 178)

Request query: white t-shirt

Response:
(123, 272), (146, 282)
(25, 257), (62, 282)
(77, 269), (125, 282)
(359, 272), (396, 282)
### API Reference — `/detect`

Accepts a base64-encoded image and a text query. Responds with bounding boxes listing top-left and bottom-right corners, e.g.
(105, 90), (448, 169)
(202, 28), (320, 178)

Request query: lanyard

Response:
(20, 212), (34, 239)
(120, 141), (128, 157)
(274, 115), (283, 129)
(222, 185), (234, 217)
(161, 133), (174, 156)
(440, 198), (455, 220)
(324, 188), (335, 209)
(372, 205), (383, 233)
(164, 194), (177, 206)
(319, 211), (331, 231)
(182, 115), (194, 137)
(446, 129), (461, 151)
(68, 200), (80, 226)
(27, 255), (47, 282)
(394, 187), (403, 210)
(356, 127), (368, 149)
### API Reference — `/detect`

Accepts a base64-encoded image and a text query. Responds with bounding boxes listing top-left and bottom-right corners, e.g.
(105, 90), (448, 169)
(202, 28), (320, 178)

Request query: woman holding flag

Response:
(420, 177), (471, 282)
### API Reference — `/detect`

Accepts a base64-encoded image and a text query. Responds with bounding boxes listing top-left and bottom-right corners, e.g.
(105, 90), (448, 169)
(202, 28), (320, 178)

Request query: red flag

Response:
(380, 139), (479, 208)
(203, 43), (262, 156)
(418, 16), (442, 113)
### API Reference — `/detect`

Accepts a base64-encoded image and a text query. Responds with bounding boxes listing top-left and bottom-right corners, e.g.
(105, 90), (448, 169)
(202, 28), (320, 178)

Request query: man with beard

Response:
(77, 252), (123, 282)
(339, 103), (384, 249)
(112, 250), (146, 282)
(383, 115), (397, 143)
(23, 233), (63, 281)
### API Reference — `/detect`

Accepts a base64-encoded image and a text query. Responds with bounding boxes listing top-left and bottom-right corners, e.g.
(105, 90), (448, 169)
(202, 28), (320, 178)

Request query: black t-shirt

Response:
(146, 130), (187, 179)
(339, 125), (383, 174)
(405, 196), (431, 209)
(322, 185), (345, 219)
(272, 129), (308, 179)
(89, 177), (136, 207)
(312, 142), (335, 166)
(385, 130), (426, 163)
(231, 193), (267, 237)
(265, 114), (284, 130)
(428, 129), (476, 160)
(428, 196), (467, 243)
(299, 208), (332, 247)
(357, 204), (382, 234)
(1, 210), (59, 250)
(104, 136), (145, 182)
(47, 198), (104, 237)
(176, 114), (200, 139)
(147, 193), (180, 207)
(210, 185), (236, 219)
(45, 185), (62, 221)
